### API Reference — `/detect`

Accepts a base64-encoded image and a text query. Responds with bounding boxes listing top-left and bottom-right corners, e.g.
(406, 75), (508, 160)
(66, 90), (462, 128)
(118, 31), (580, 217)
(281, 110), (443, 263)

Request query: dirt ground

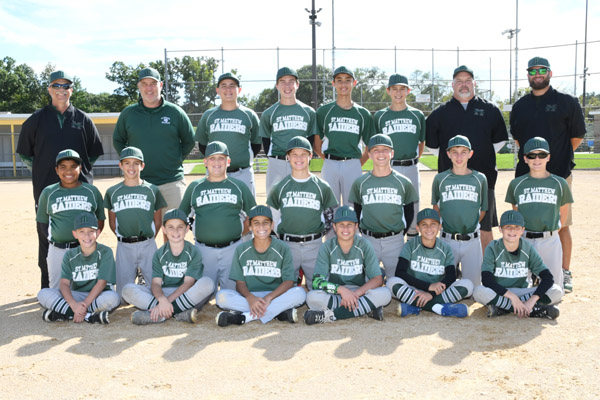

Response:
(1, 170), (599, 399)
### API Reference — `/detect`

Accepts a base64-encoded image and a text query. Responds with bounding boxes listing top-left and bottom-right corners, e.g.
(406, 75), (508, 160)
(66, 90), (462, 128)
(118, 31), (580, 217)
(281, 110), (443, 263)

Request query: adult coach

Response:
(426, 65), (508, 251)
(113, 67), (195, 222)
(510, 57), (586, 293)
(17, 70), (104, 289)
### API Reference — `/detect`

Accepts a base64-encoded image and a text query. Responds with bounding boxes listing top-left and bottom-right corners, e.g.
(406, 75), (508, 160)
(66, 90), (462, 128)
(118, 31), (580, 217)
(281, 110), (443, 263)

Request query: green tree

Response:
(351, 67), (388, 112)
(0, 57), (44, 113)
(409, 70), (451, 113)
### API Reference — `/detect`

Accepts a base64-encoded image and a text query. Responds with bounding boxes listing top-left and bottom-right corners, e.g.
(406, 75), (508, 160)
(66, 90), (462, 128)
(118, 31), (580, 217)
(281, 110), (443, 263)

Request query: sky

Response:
(0, 0), (598, 104)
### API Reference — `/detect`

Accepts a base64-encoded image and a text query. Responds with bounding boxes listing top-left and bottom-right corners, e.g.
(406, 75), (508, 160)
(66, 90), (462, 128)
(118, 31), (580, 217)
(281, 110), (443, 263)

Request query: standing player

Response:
(122, 209), (215, 325)
(36, 149), (106, 289)
(505, 137), (573, 291)
(432, 136), (487, 286)
(304, 206), (392, 325)
(260, 67), (317, 196)
(267, 136), (337, 289)
(510, 57), (586, 292)
(215, 205), (307, 326)
(37, 212), (119, 324)
(473, 210), (562, 319)
(314, 66), (375, 207)
(179, 141), (256, 291)
(374, 74), (426, 236)
(386, 208), (473, 318)
(104, 147), (167, 301)
(349, 134), (418, 279)
(196, 72), (261, 196)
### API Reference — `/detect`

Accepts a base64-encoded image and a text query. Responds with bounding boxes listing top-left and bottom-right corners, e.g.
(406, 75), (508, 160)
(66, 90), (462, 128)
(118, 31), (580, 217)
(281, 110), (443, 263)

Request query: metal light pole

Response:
(306, 2), (322, 110)
(582, 0), (589, 109)
(514, 0), (519, 102)
(502, 28), (520, 103)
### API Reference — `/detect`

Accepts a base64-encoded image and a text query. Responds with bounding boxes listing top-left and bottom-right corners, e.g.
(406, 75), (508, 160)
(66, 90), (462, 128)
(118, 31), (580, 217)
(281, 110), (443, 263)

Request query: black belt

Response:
(526, 231), (553, 239)
(392, 158), (418, 167)
(279, 232), (323, 243)
(49, 240), (80, 249)
(198, 238), (240, 248)
(269, 155), (287, 160)
(325, 154), (353, 161)
(227, 167), (247, 173)
(118, 236), (150, 243)
(360, 228), (401, 239)
(442, 231), (479, 241)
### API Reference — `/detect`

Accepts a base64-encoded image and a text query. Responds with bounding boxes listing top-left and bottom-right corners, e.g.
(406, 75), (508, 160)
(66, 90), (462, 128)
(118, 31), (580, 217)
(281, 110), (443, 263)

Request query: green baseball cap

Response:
(417, 208), (440, 224)
(527, 57), (550, 70)
(138, 67), (161, 82)
(276, 67), (298, 81)
(56, 149), (82, 165)
(217, 72), (240, 86)
(453, 65), (474, 78)
(248, 205), (273, 221)
(49, 70), (73, 84)
(447, 135), (472, 150)
(73, 212), (98, 230)
(333, 66), (355, 80)
(205, 141), (229, 157)
(119, 146), (144, 162)
(163, 208), (188, 224)
(388, 74), (410, 88)
(333, 206), (358, 223)
(287, 136), (312, 153)
(500, 210), (525, 227)
(523, 137), (550, 154)
(368, 134), (393, 149)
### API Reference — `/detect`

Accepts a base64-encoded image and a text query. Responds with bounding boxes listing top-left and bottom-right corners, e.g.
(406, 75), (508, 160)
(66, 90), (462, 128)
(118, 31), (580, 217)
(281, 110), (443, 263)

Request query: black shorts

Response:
(480, 188), (498, 231)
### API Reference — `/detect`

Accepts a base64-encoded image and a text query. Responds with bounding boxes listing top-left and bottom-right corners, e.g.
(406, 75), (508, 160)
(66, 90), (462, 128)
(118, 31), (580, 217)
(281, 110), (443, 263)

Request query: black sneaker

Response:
(303, 309), (335, 325)
(276, 308), (298, 323)
(529, 305), (560, 320)
(42, 309), (67, 322)
(486, 305), (509, 318)
(367, 306), (384, 321)
(216, 311), (246, 327)
(86, 311), (110, 324)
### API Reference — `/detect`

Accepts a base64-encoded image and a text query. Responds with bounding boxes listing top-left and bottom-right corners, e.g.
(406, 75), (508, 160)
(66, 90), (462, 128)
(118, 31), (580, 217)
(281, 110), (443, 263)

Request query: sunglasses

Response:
(525, 152), (549, 159)
(528, 68), (549, 76)
(49, 83), (73, 89)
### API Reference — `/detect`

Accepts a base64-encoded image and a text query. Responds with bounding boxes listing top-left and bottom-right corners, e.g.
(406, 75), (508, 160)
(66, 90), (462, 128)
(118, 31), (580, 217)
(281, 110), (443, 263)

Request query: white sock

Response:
(243, 312), (258, 323)
(431, 304), (444, 315)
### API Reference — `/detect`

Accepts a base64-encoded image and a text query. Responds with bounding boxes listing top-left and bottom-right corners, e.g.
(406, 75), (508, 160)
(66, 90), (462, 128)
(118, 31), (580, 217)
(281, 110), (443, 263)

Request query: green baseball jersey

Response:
(505, 174), (573, 232)
(432, 169), (488, 234)
(373, 106), (426, 160)
(179, 177), (256, 245)
(349, 170), (418, 233)
(104, 181), (167, 239)
(482, 238), (547, 288)
(267, 174), (337, 235)
(229, 238), (295, 292)
(399, 236), (454, 284)
(113, 98), (196, 185)
(316, 102), (375, 159)
(259, 101), (317, 157)
(314, 235), (381, 287)
(152, 240), (203, 288)
(36, 182), (105, 243)
(61, 243), (116, 292)
(196, 105), (261, 169)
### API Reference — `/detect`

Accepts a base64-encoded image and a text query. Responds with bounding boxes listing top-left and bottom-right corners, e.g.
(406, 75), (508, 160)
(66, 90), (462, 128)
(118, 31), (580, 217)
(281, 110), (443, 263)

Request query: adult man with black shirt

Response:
(510, 57), (586, 293)
(17, 70), (104, 289)
(426, 65), (508, 252)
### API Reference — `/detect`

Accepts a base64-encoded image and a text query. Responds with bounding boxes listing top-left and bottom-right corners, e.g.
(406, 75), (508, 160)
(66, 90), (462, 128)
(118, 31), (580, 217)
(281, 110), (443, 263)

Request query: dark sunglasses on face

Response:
(525, 152), (549, 159)
(528, 68), (549, 76)
(49, 83), (73, 89)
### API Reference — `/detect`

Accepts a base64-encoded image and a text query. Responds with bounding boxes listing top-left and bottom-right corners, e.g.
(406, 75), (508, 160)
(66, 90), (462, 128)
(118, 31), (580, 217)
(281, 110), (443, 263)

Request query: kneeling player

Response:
(386, 208), (473, 318)
(304, 206), (391, 324)
(122, 209), (214, 325)
(215, 205), (306, 326)
(37, 212), (119, 324)
(473, 210), (562, 319)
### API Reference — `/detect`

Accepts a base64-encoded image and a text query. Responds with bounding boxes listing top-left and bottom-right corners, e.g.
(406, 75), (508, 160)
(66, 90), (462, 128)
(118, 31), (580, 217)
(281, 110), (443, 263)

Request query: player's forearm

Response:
(313, 136), (325, 158)
(60, 280), (78, 309)
(167, 277), (195, 303)
(313, 274), (339, 294)
(355, 275), (383, 297)
(418, 142), (425, 158)
(359, 148), (369, 166)
(84, 280), (108, 308)
(264, 281), (294, 303)
(571, 137), (583, 151)
(236, 281), (254, 299)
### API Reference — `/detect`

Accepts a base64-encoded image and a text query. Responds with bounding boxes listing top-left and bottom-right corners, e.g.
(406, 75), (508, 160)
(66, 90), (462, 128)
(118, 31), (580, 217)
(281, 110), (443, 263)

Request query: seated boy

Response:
(215, 205), (307, 326)
(122, 209), (214, 325)
(386, 208), (473, 318)
(37, 212), (119, 324)
(304, 206), (391, 324)
(473, 210), (563, 319)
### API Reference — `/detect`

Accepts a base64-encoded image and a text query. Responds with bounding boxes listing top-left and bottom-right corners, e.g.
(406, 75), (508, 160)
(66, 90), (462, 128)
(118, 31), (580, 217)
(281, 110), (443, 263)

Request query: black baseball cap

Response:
(56, 149), (82, 165)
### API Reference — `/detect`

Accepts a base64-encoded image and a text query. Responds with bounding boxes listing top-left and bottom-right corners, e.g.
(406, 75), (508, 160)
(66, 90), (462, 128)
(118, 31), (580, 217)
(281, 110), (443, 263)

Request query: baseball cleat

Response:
(486, 304), (509, 318)
(529, 304), (560, 320)
(216, 311), (246, 327)
(42, 309), (68, 322)
(303, 309), (335, 325)
(86, 311), (110, 324)
(174, 308), (199, 323)
(367, 306), (384, 321)
(441, 303), (469, 318)
(563, 270), (573, 293)
(397, 303), (420, 317)
(276, 308), (298, 323)
(131, 310), (166, 325)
